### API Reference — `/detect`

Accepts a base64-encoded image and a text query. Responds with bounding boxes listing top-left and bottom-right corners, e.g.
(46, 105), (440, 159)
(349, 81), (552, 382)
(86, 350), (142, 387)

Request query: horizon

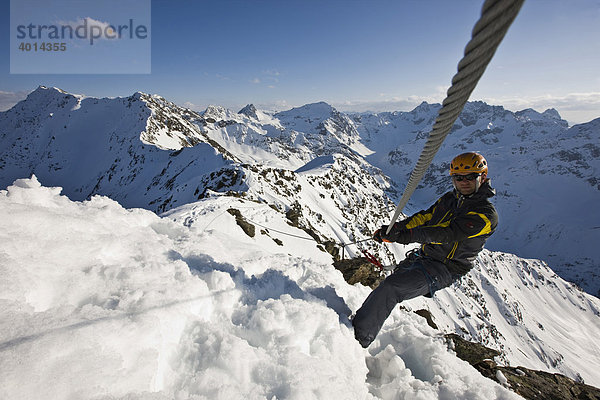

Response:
(1, 0), (599, 124)
(17, 85), (581, 124)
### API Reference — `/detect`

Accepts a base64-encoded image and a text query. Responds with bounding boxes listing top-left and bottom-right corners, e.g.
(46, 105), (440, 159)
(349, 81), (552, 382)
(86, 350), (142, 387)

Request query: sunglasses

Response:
(452, 173), (481, 182)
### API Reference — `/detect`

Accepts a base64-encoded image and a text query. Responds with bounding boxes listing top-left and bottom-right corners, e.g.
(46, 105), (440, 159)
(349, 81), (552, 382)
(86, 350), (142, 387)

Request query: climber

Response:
(352, 152), (498, 348)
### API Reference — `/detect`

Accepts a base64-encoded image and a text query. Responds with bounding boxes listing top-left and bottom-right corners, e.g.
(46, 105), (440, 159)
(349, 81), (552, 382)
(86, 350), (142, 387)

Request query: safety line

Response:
(245, 213), (381, 263)
(244, 216), (317, 241)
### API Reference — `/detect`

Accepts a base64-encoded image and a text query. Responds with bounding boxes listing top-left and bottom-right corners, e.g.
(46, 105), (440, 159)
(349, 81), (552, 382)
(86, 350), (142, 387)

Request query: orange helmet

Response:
(449, 152), (488, 176)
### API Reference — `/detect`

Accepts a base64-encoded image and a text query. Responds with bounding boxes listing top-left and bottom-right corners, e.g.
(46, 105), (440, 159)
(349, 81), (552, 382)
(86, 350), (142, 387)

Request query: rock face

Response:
(446, 333), (600, 400)
(333, 257), (385, 289)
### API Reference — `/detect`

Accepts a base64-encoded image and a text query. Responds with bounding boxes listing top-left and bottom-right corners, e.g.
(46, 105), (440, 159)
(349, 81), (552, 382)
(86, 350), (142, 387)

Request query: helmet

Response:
(449, 152), (488, 176)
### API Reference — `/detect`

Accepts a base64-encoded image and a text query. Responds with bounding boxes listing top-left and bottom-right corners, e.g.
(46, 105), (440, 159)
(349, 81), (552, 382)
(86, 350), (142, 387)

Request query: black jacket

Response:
(394, 181), (498, 275)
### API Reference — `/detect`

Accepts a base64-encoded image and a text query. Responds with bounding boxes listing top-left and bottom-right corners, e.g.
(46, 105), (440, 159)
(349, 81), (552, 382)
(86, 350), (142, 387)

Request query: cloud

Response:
(332, 98), (427, 113)
(254, 70), (281, 86)
(263, 69), (281, 77)
(490, 92), (600, 111)
(0, 90), (29, 111)
(215, 73), (232, 81)
(255, 99), (293, 112)
(332, 87), (450, 113)
(56, 17), (121, 44)
(181, 101), (205, 112)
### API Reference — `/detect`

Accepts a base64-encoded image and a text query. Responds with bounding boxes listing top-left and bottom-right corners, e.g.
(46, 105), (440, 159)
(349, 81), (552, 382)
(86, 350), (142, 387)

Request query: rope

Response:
(386, 0), (524, 233)
(248, 216), (390, 267)
(202, 202), (380, 258)
(244, 216), (317, 241)
(361, 250), (384, 271)
(340, 238), (373, 260)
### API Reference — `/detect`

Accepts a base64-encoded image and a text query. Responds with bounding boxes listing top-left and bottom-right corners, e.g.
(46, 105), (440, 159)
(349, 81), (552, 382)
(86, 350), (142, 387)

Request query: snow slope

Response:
(403, 251), (600, 385)
(0, 177), (522, 400)
(3, 177), (600, 400)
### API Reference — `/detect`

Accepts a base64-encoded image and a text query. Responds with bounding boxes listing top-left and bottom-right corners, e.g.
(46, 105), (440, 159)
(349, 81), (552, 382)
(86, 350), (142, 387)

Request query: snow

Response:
(295, 155), (335, 175)
(496, 370), (509, 387)
(405, 248), (600, 385)
(0, 177), (522, 400)
(2, 87), (600, 398)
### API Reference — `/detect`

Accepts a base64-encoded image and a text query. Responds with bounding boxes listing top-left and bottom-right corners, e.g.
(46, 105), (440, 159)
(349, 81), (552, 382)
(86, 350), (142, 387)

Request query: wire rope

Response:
(386, 0), (524, 233)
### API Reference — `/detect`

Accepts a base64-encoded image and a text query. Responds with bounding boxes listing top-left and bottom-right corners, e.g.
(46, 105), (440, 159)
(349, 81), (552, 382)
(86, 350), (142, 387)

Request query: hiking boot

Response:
(355, 332), (375, 348)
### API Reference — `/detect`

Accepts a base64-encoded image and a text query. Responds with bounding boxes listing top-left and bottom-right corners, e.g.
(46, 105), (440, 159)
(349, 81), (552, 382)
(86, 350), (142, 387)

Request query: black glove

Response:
(372, 227), (386, 243)
(373, 224), (413, 244)
(373, 224), (398, 243)
(393, 229), (413, 244)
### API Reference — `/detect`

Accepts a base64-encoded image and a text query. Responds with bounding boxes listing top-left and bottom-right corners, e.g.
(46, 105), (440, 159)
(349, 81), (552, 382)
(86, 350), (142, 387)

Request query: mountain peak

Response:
(302, 101), (336, 114)
(202, 105), (231, 121)
(34, 85), (67, 94)
(238, 104), (258, 119)
(542, 108), (562, 120)
(27, 85), (72, 100)
(515, 108), (541, 118)
(411, 101), (440, 115)
(11, 86), (84, 114)
(292, 101), (335, 115)
(275, 102), (338, 122)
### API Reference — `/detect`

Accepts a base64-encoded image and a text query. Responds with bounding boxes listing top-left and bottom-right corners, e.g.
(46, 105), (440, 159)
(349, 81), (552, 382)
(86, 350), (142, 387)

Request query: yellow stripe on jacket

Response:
(405, 212), (433, 229)
(466, 211), (492, 238)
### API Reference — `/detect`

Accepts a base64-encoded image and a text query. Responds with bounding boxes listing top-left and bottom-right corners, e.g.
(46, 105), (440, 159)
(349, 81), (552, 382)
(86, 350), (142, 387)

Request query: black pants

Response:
(352, 257), (453, 348)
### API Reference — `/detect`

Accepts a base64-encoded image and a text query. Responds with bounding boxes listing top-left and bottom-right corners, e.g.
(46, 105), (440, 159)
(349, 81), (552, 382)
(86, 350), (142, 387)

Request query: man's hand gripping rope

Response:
(372, 223), (413, 245)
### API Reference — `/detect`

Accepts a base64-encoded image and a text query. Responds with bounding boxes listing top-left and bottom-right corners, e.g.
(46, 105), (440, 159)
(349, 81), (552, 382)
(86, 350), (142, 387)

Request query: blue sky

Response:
(1, 0), (599, 124)
(9, 0), (151, 73)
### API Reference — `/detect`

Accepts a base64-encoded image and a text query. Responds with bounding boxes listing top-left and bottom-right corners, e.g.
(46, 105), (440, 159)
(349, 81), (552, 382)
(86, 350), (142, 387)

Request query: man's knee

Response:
(382, 267), (431, 300)
(422, 260), (454, 291)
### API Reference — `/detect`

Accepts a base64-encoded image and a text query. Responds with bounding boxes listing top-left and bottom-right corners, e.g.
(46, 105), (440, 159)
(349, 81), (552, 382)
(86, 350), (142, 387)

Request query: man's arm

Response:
(396, 198), (442, 230)
(409, 209), (495, 244)
(374, 198), (443, 243)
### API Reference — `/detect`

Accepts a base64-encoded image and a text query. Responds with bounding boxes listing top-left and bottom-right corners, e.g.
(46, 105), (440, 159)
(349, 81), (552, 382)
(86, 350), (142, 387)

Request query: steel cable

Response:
(386, 0), (524, 233)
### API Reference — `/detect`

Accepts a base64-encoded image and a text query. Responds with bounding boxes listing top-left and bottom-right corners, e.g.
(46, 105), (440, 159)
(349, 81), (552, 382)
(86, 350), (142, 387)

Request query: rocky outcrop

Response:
(332, 257), (384, 289)
(446, 332), (600, 399)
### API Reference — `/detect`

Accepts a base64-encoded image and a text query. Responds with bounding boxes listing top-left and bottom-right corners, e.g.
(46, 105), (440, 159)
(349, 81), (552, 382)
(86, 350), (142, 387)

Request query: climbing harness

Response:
(394, 249), (440, 297)
(386, 0), (524, 234)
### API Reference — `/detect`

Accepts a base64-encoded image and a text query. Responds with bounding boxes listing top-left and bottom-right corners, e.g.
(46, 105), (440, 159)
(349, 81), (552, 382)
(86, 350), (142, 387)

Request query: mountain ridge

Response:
(2, 86), (599, 292)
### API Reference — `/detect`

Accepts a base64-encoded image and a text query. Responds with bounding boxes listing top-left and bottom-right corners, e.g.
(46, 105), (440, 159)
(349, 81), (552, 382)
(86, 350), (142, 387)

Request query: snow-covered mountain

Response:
(2, 86), (598, 294)
(0, 86), (398, 264)
(1, 86), (600, 398)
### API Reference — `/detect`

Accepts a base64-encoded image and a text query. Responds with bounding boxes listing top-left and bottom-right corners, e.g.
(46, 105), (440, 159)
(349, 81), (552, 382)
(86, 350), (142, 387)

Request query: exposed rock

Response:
(227, 208), (255, 238)
(332, 257), (384, 289)
(446, 333), (501, 366)
(414, 309), (438, 330)
(446, 334), (600, 400)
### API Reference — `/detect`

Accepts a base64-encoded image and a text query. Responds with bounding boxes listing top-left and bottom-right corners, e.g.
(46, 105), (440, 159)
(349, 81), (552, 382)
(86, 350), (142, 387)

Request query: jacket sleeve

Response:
(409, 207), (496, 244)
(395, 198), (442, 230)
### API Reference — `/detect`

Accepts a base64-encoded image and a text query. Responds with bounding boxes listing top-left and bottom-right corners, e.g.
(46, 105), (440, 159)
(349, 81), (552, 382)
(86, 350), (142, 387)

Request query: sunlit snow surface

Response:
(0, 177), (524, 400)
(2, 177), (599, 399)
